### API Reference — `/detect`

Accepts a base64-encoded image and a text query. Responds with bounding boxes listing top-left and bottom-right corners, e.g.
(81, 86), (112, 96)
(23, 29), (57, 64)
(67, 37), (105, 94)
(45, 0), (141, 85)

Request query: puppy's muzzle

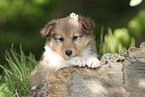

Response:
(65, 50), (72, 56)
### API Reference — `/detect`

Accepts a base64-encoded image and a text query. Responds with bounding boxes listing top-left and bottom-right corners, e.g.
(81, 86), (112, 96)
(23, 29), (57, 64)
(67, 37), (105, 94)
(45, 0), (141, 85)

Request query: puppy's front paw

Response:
(86, 57), (100, 68)
(70, 57), (85, 67)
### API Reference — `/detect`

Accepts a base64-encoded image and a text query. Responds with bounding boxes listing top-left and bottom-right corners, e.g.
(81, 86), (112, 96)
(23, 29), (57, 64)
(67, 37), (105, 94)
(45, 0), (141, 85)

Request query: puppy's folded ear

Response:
(79, 16), (95, 34)
(40, 20), (56, 38)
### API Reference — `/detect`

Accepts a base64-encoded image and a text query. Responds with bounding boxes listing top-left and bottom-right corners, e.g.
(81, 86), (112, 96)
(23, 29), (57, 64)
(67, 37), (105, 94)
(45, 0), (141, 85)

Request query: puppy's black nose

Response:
(65, 50), (72, 56)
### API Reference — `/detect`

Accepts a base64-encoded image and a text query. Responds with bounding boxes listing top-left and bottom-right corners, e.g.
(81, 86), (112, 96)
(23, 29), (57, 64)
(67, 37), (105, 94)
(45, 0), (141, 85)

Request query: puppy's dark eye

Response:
(72, 36), (78, 40)
(58, 38), (64, 42)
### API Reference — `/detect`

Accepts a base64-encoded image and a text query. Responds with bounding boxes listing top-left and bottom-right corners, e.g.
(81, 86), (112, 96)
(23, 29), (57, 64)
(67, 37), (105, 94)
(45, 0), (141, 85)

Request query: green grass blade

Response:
(10, 44), (21, 66)
(0, 45), (37, 96)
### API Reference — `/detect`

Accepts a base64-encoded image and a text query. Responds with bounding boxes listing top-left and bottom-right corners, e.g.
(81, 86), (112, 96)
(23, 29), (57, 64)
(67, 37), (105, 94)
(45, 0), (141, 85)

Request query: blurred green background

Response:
(0, 0), (145, 65)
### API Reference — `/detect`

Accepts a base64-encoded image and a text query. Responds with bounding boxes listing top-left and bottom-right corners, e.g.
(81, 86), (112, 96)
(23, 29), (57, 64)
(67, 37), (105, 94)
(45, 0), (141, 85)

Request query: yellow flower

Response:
(70, 12), (76, 18)
(70, 12), (78, 21)
(73, 14), (78, 21)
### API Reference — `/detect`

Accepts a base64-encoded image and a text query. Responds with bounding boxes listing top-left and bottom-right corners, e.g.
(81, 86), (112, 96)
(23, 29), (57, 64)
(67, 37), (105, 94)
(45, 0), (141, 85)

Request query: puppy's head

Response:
(40, 16), (95, 60)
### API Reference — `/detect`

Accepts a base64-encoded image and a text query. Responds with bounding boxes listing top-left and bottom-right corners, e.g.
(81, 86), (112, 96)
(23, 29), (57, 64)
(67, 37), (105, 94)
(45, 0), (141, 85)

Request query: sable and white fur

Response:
(29, 16), (100, 84)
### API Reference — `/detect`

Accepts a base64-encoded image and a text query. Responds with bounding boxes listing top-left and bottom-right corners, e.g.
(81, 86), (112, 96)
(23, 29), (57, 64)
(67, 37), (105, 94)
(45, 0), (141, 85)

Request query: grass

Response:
(0, 44), (37, 97)
(98, 27), (135, 57)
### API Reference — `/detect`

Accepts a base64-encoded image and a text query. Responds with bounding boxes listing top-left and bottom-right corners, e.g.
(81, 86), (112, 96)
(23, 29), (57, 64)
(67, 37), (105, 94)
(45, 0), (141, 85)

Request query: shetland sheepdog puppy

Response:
(29, 13), (100, 84)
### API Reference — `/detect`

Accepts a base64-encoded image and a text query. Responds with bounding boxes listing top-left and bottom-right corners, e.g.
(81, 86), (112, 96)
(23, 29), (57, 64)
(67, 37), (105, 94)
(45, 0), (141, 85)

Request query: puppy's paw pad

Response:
(86, 57), (100, 68)
(70, 57), (85, 67)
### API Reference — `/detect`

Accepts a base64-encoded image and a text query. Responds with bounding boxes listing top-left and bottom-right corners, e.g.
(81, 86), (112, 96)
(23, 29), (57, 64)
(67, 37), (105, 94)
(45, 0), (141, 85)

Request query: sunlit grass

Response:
(99, 27), (135, 57)
(0, 44), (37, 96)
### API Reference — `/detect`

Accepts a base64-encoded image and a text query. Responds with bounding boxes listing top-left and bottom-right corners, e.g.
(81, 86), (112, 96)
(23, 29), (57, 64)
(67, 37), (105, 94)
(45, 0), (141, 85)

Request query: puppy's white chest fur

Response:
(43, 45), (65, 68)
(43, 45), (100, 71)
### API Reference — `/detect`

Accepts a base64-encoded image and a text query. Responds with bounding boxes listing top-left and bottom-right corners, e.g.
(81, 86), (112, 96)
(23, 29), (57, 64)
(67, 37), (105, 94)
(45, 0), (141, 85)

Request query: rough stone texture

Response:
(27, 42), (145, 97)
(122, 42), (145, 97)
